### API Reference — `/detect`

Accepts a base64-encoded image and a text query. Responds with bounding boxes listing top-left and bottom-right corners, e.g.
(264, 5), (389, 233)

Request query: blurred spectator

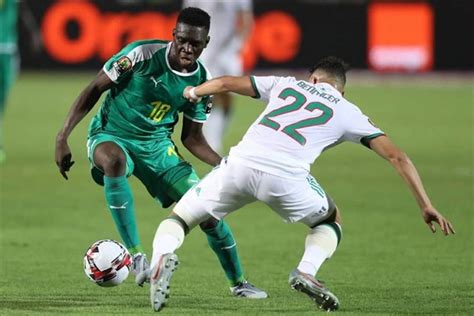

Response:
(183, 0), (253, 153)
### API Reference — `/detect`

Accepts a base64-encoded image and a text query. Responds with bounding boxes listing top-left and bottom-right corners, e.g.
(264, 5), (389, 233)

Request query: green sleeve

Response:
(182, 96), (212, 123)
(103, 40), (167, 84)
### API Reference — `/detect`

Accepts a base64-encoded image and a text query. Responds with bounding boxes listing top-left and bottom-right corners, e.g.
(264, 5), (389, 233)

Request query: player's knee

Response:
(154, 217), (186, 250)
(320, 197), (342, 226)
(199, 216), (218, 230)
(306, 221), (343, 259)
(172, 204), (211, 232)
(93, 143), (127, 176)
(102, 154), (126, 175)
(334, 206), (342, 225)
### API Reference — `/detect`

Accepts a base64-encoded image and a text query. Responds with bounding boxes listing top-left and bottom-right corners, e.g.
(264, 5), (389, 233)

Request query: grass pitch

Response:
(1, 72), (473, 315)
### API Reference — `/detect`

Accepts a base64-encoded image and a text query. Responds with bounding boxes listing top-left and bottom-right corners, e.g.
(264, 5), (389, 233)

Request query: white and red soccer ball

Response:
(83, 239), (132, 287)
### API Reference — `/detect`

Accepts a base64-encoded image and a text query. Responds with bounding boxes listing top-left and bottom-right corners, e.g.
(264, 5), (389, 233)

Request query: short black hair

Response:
(177, 7), (210, 30)
(310, 56), (350, 86)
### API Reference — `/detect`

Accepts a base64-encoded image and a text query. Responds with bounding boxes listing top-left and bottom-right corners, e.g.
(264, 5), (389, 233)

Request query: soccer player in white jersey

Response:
(183, 0), (253, 153)
(147, 57), (455, 312)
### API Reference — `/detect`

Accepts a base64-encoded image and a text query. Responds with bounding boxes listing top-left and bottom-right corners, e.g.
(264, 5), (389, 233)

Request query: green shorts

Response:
(86, 133), (200, 208)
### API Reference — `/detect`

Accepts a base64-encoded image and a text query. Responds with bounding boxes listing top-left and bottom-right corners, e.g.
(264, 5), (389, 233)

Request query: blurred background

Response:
(1, 1), (473, 314)
(13, 0), (474, 72)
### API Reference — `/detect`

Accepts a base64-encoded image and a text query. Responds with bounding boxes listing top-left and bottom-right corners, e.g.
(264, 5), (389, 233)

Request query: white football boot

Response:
(289, 269), (339, 311)
(149, 253), (179, 312)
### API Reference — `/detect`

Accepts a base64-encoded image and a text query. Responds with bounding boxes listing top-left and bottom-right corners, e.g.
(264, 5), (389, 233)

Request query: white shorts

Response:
(174, 157), (333, 228)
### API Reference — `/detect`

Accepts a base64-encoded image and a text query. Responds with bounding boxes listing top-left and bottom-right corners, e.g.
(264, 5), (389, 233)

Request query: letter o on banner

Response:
(42, 1), (100, 63)
(256, 11), (301, 63)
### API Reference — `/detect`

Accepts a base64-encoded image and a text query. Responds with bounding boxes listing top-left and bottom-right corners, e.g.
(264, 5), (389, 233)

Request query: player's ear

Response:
(205, 36), (210, 48)
(172, 28), (176, 38)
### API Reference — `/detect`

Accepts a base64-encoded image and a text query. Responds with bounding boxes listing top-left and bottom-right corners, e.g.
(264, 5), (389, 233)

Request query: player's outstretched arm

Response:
(183, 76), (256, 102)
(181, 117), (222, 167)
(369, 135), (455, 235)
(55, 70), (113, 180)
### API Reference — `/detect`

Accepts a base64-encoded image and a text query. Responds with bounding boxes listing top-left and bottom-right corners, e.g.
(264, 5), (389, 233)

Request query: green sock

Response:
(103, 176), (143, 255)
(202, 220), (245, 286)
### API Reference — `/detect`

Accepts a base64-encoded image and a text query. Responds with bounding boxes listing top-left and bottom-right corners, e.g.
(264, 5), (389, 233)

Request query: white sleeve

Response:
(250, 76), (283, 102)
(343, 105), (385, 147)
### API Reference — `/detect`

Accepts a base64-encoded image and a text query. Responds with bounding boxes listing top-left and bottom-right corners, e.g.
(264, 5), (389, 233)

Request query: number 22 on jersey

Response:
(259, 88), (333, 145)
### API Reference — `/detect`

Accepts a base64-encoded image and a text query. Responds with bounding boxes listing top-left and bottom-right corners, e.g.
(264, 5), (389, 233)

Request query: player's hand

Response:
(55, 138), (75, 180)
(183, 86), (202, 103)
(421, 206), (455, 235)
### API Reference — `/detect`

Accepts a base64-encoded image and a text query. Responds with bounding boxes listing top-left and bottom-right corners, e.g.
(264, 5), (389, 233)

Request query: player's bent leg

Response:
(297, 195), (341, 276)
(200, 217), (268, 299)
(149, 217), (185, 312)
(166, 163), (267, 299)
(199, 218), (244, 284)
(291, 203), (342, 311)
(149, 210), (209, 312)
(93, 141), (148, 285)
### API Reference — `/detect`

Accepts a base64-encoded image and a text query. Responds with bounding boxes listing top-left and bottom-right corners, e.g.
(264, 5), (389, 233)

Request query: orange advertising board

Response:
(40, 1), (301, 70)
(368, 3), (434, 72)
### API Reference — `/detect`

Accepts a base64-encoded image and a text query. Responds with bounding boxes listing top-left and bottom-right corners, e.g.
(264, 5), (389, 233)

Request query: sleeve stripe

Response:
(102, 64), (119, 83)
(103, 41), (167, 83)
(127, 42), (166, 65)
(361, 132), (385, 148)
(249, 76), (261, 99)
(183, 114), (206, 123)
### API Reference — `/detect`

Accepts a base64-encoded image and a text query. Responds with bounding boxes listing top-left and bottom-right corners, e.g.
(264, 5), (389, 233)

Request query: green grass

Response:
(1, 72), (473, 315)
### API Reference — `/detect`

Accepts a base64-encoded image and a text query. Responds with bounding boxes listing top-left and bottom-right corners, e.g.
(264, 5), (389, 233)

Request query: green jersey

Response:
(0, 0), (17, 50)
(0, 0), (18, 110)
(89, 39), (211, 140)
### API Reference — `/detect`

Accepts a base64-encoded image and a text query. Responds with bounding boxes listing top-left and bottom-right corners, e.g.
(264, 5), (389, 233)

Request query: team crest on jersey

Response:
(113, 56), (132, 75)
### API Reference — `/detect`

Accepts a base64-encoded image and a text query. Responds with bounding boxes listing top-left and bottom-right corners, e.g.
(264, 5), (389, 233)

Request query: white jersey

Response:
(183, 0), (252, 76)
(229, 76), (384, 179)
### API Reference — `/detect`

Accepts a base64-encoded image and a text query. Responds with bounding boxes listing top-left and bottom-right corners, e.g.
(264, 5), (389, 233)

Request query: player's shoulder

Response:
(338, 94), (365, 118)
(254, 75), (297, 86)
(196, 59), (212, 80)
(281, 76), (298, 83)
(121, 39), (169, 60)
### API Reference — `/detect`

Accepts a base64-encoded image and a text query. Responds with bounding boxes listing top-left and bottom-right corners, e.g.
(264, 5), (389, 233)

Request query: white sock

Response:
(297, 224), (340, 276)
(297, 245), (329, 276)
(151, 219), (185, 268)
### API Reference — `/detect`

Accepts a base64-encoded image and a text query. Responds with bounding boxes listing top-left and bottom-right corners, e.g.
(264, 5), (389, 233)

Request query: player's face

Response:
(171, 23), (209, 69)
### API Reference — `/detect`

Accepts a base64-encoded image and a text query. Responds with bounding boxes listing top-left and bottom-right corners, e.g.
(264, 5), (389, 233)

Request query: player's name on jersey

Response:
(297, 81), (340, 104)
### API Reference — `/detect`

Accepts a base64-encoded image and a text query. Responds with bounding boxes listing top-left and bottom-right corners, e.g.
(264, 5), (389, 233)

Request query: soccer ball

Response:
(83, 239), (132, 287)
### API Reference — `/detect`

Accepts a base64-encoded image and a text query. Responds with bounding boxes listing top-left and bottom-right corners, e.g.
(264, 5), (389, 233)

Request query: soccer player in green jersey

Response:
(55, 7), (266, 298)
